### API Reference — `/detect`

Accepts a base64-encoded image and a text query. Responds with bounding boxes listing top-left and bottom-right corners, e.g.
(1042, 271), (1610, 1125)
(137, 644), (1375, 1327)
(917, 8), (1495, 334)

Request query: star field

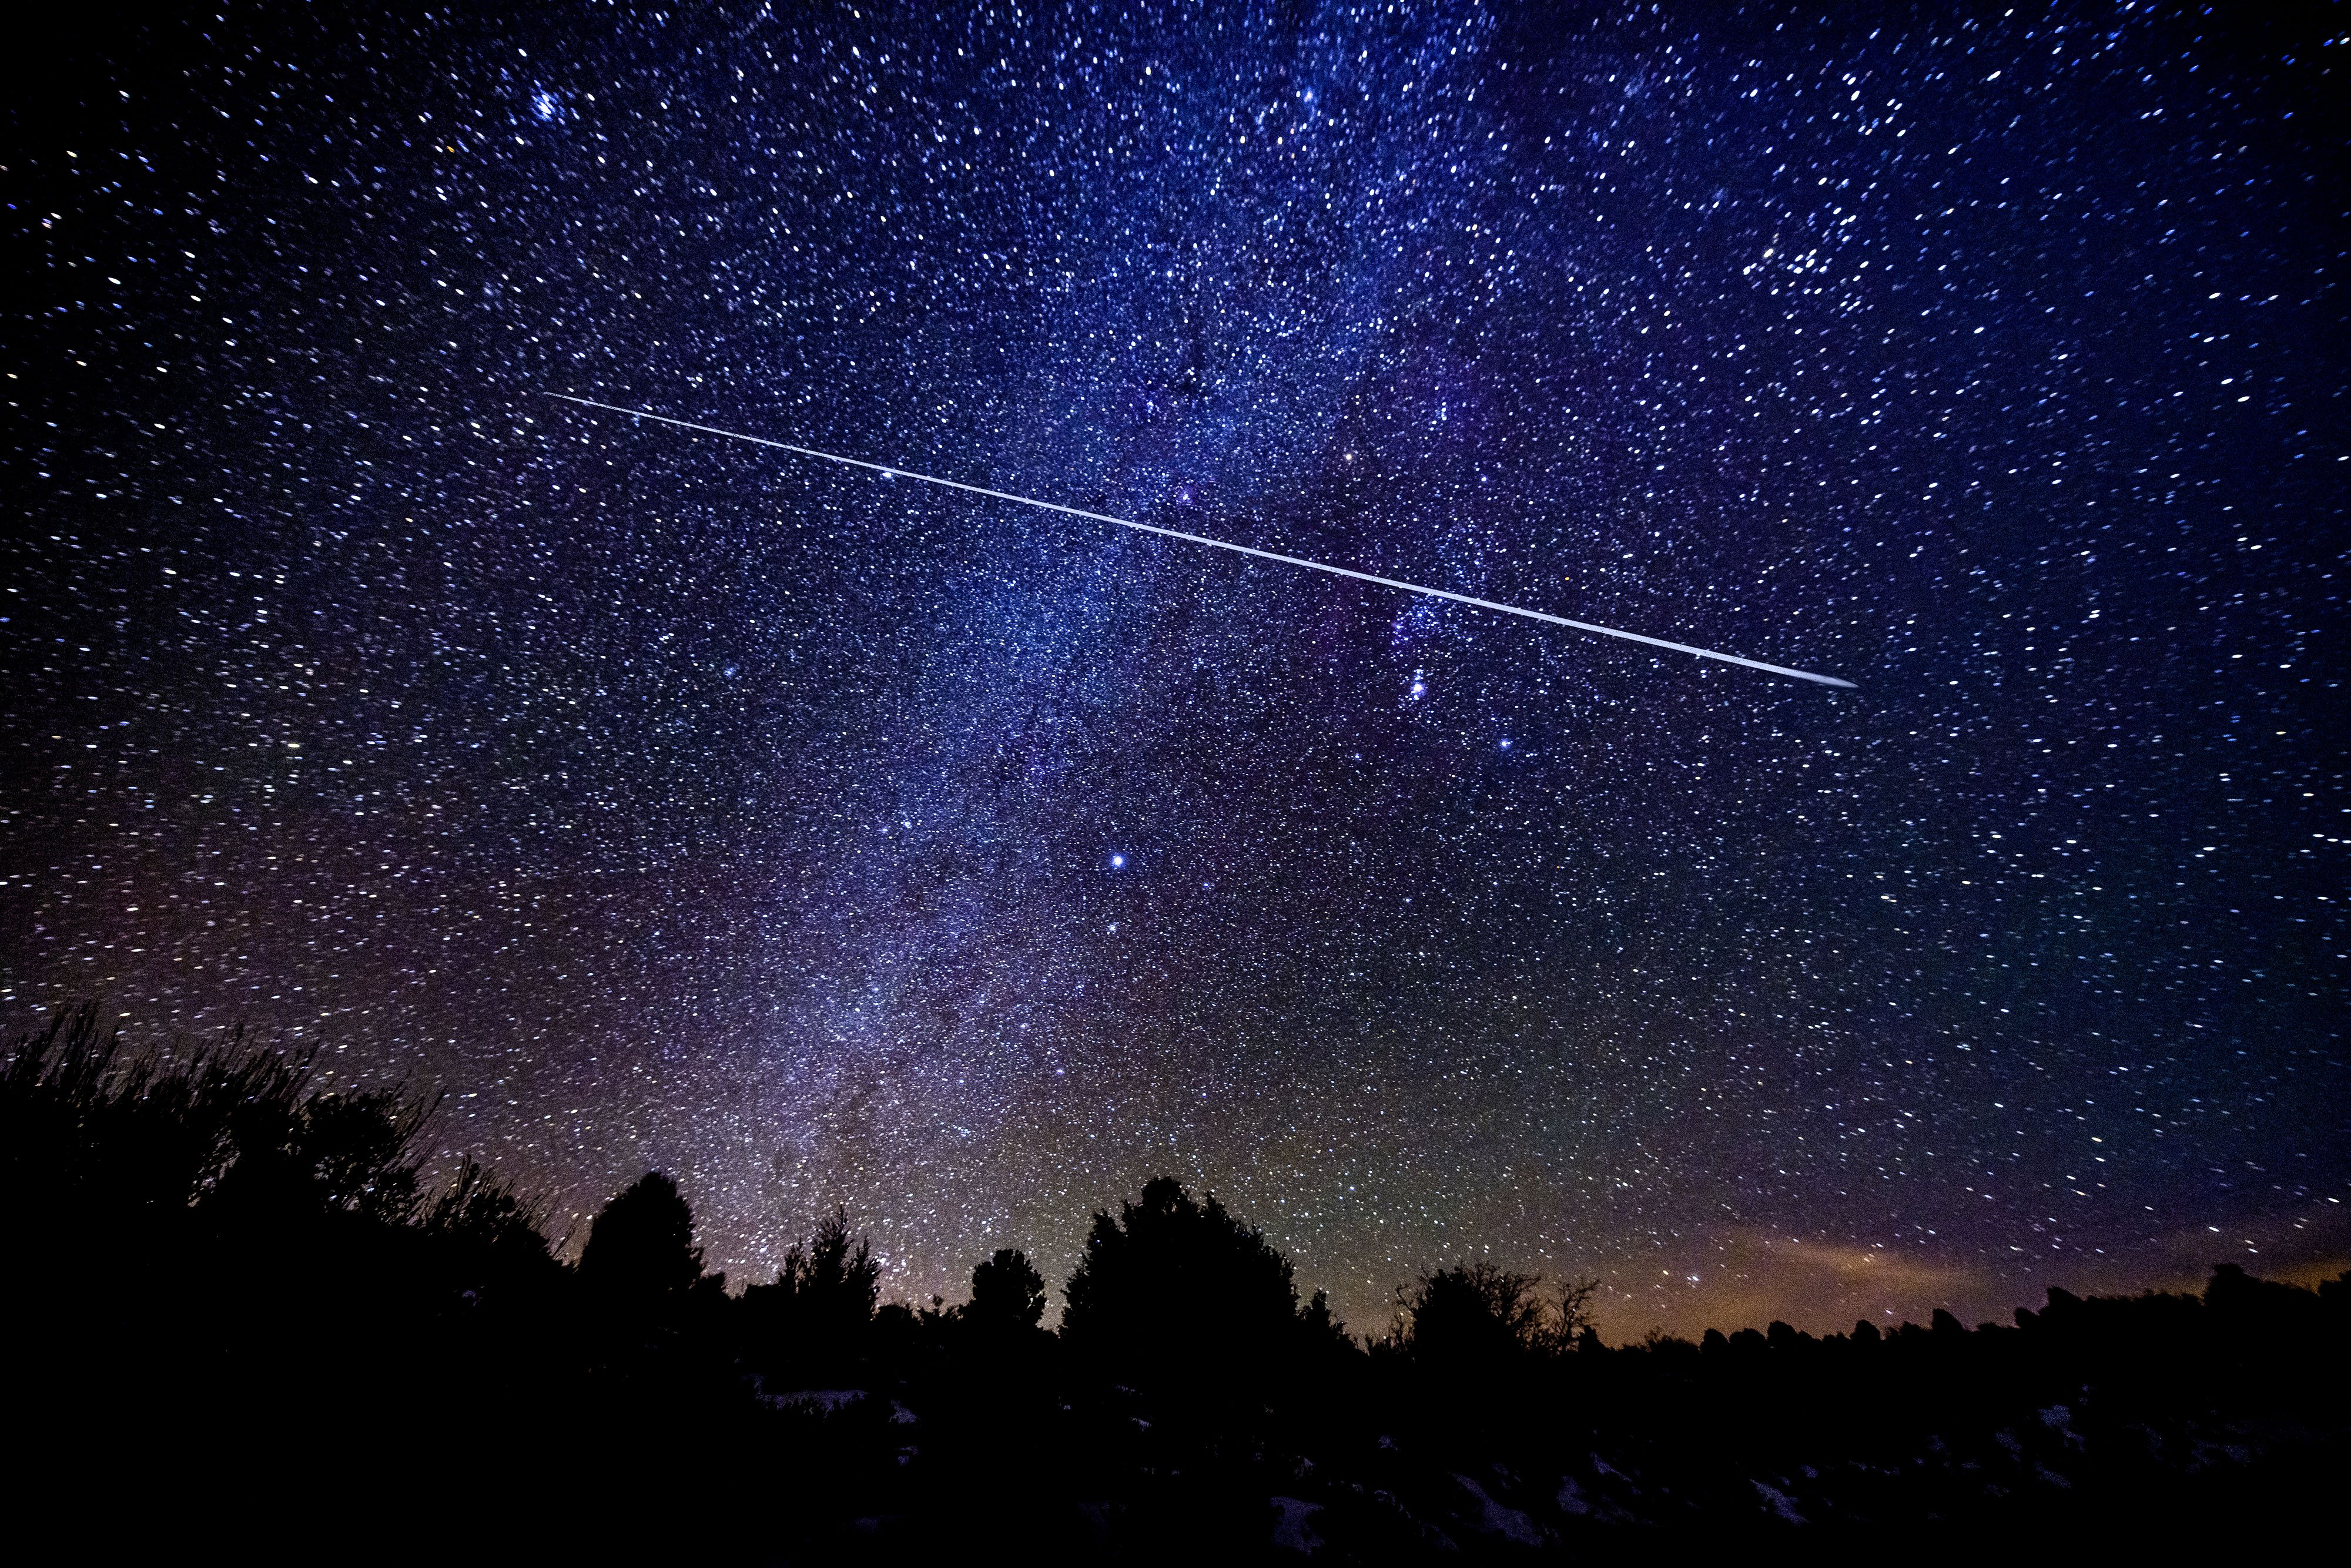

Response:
(2, 2), (2342, 1338)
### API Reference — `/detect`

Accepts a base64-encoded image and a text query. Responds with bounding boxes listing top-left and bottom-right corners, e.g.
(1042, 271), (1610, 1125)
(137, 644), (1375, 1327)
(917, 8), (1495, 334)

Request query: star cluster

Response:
(2, 2), (2341, 1336)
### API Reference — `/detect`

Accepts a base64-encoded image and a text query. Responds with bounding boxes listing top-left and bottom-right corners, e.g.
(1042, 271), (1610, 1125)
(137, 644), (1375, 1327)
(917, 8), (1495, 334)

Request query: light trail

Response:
(544, 393), (1857, 689)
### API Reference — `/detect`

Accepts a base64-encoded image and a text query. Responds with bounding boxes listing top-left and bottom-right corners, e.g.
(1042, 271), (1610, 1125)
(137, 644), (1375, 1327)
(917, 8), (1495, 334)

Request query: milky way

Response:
(3, 4), (2342, 1337)
(545, 391), (1861, 685)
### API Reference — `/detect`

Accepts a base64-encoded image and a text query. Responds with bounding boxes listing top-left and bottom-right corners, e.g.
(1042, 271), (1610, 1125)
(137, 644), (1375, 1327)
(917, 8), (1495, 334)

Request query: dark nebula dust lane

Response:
(2, 4), (2342, 1338)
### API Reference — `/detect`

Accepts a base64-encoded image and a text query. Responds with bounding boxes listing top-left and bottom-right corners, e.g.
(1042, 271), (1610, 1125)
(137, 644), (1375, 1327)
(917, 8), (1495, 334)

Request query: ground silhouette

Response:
(4, 1006), (2341, 1559)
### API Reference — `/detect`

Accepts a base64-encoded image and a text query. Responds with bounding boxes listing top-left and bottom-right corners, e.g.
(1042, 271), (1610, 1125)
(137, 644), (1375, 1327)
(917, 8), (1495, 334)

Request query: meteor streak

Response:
(545, 393), (1856, 689)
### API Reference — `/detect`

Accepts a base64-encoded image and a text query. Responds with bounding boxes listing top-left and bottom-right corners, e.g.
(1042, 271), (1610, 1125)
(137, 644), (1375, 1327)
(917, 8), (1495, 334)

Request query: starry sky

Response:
(4, 2), (2343, 1339)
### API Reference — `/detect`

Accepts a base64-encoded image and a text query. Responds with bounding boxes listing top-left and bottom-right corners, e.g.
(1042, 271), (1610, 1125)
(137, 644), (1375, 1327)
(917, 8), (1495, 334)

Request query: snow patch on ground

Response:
(1453, 1475), (1544, 1546)
(756, 1385), (866, 1414)
(1590, 1453), (1639, 1490)
(1269, 1496), (1325, 1554)
(2038, 1403), (2087, 1450)
(1751, 1479), (1808, 1525)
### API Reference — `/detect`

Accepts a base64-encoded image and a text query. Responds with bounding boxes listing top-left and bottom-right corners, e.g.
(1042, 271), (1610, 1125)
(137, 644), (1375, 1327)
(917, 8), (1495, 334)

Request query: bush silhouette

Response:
(0, 1003), (440, 1249)
(417, 1156), (564, 1308)
(2205, 1261), (2325, 1336)
(0, 1003), (565, 1522)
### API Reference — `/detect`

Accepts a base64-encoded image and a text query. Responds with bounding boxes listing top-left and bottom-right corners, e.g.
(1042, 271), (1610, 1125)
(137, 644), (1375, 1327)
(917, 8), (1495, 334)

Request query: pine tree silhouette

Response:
(1062, 1175), (1322, 1395)
(578, 1170), (706, 1302)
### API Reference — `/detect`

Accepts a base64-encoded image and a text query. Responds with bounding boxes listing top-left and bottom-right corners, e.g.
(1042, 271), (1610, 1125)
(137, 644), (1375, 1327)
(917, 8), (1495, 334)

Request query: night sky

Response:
(4, 3), (2342, 1339)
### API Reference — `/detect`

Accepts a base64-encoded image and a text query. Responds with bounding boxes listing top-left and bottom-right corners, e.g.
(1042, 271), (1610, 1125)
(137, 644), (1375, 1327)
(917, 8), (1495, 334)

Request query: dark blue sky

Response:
(3, 2), (2341, 1336)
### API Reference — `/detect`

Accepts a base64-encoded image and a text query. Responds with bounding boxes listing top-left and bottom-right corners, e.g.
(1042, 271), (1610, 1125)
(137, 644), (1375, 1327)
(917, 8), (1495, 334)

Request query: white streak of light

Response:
(545, 393), (1856, 689)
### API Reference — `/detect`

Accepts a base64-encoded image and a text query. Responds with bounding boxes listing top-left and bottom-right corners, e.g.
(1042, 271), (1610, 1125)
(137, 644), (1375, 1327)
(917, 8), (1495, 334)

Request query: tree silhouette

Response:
(741, 1206), (880, 1381)
(1390, 1262), (1601, 1368)
(578, 1170), (705, 1301)
(967, 1247), (1047, 1332)
(12, 999), (2351, 1549)
(1061, 1175), (1314, 1391)
(1556, 1276), (1602, 1352)
(1396, 1261), (1547, 1367)
(1300, 1288), (1354, 1354)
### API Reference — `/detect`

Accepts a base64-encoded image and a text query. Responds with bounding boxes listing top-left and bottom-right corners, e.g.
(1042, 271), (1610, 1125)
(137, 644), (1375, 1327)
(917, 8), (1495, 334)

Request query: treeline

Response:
(5, 1007), (2342, 1557)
